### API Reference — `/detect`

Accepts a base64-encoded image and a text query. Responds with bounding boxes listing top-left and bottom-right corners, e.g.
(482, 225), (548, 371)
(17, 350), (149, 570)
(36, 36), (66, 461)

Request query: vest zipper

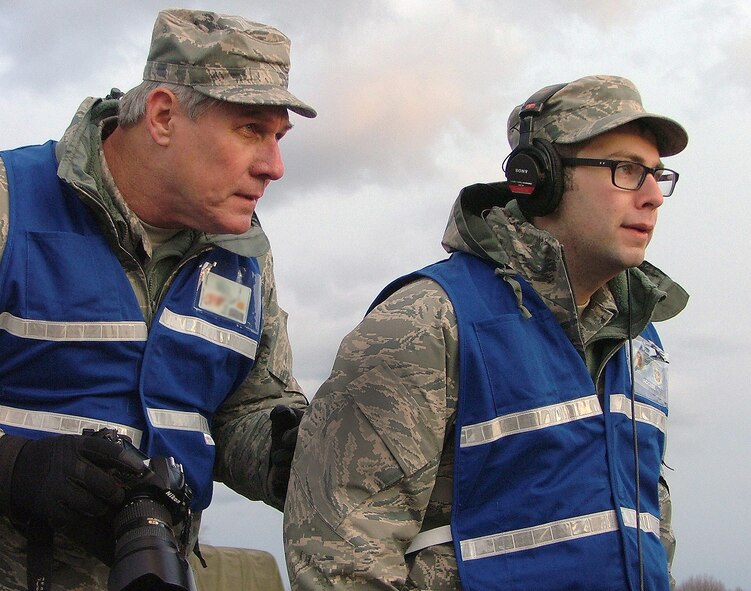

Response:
(152, 246), (214, 316)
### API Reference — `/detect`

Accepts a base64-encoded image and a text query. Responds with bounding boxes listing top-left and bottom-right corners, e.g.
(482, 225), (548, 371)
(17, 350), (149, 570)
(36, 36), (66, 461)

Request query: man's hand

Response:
(5, 433), (146, 529)
(268, 405), (305, 502)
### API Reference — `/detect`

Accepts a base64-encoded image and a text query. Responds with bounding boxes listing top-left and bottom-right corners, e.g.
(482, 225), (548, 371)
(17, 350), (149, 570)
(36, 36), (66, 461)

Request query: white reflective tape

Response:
(0, 405), (142, 447)
(610, 394), (666, 433)
(0, 311), (147, 341)
(406, 525), (453, 554)
(460, 510), (619, 561)
(158, 308), (257, 360)
(620, 507), (660, 536)
(147, 408), (214, 445)
(461, 395), (602, 447)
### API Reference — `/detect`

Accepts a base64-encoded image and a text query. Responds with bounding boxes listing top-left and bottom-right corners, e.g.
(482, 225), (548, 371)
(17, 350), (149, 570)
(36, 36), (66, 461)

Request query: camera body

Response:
(83, 428), (196, 591)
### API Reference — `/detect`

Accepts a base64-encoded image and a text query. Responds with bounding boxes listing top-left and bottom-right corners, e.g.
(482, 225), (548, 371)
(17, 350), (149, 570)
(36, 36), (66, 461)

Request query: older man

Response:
(0, 9), (314, 590)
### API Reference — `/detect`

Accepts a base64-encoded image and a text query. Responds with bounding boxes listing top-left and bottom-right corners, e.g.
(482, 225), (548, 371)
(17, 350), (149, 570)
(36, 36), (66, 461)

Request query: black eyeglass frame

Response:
(560, 157), (680, 197)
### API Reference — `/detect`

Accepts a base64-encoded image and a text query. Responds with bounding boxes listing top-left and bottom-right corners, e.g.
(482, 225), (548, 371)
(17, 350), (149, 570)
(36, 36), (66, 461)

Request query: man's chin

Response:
(203, 216), (253, 236)
(623, 252), (647, 270)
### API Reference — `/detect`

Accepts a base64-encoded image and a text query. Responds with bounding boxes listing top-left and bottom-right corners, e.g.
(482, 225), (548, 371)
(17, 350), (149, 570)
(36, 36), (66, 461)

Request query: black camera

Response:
(83, 428), (197, 591)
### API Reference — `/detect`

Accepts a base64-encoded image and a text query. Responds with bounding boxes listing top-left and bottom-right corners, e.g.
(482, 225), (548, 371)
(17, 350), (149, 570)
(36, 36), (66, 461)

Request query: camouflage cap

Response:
(143, 9), (316, 118)
(507, 75), (687, 156)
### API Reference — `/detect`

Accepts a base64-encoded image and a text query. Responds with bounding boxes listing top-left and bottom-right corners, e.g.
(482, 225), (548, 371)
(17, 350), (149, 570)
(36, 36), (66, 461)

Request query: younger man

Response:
(285, 75), (687, 590)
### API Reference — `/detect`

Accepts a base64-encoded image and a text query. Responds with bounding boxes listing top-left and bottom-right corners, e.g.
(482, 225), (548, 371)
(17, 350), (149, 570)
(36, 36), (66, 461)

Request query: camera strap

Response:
(26, 519), (53, 591)
(191, 539), (207, 569)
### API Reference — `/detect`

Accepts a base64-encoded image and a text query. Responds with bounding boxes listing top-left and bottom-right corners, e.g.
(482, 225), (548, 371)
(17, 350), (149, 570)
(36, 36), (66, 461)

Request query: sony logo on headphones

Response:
(514, 168), (529, 174)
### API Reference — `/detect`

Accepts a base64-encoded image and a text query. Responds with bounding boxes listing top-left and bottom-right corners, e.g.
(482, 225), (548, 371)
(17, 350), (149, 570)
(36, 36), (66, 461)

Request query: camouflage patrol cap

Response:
(507, 75), (687, 156)
(143, 9), (316, 118)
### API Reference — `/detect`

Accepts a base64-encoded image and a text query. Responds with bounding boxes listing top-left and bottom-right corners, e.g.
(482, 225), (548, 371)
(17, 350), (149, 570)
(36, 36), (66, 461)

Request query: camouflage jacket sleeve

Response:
(284, 278), (459, 590)
(212, 248), (308, 510)
(659, 472), (677, 590)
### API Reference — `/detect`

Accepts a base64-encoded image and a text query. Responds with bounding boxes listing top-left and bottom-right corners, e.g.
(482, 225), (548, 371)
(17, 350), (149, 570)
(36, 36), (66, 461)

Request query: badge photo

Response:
(197, 268), (252, 325)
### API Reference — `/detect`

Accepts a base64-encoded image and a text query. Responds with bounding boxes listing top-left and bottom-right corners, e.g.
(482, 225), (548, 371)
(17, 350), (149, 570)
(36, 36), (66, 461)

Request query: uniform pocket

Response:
(25, 231), (128, 319)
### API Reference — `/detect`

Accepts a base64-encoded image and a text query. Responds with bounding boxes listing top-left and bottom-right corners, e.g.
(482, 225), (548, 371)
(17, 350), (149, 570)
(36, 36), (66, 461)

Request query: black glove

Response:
(268, 405), (305, 502)
(5, 433), (146, 529)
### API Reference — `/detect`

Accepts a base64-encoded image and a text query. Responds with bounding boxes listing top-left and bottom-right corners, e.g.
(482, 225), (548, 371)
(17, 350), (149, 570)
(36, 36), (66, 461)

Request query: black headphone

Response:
(504, 82), (568, 217)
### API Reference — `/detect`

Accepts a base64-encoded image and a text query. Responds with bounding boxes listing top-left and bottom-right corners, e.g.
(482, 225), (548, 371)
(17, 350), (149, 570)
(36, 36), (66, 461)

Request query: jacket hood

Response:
(442, 182), (526, 266)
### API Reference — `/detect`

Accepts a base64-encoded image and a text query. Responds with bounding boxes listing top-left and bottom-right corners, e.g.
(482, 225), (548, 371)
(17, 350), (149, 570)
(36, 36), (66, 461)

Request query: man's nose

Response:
(639, 173), (665, 208)
(253, 139), (285, 182)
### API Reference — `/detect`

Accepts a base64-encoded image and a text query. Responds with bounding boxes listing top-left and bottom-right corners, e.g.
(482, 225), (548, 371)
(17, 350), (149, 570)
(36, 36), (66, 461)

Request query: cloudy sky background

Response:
(2, 1), (749, 588)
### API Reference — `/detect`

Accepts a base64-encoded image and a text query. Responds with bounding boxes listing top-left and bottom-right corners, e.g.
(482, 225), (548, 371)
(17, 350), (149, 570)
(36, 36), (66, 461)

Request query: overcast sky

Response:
(2, 1), (749, 588)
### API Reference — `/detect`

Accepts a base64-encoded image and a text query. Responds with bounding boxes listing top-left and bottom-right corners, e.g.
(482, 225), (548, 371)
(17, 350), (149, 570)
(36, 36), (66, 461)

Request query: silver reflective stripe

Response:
(610, 394), (666, 433)
(0, 405), (142, 447)
(406, 525), (453, 554)
(621, 507), (660, 536)
(158, 308), (257, 360)
(0, 311), (147, 341)
(460, 510), (619, 561)
(147, 408), (215, 446)
(460, 395), (602, 447)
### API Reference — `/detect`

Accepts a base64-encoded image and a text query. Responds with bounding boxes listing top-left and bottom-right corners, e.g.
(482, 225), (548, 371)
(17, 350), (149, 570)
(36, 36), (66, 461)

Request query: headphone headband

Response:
(515, 83), (568, 150)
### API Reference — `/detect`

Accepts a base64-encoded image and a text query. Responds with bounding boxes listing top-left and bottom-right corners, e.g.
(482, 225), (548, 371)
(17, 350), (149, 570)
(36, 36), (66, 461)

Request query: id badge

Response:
(631, 336), (669, 409)
(197, 265), (252, 325)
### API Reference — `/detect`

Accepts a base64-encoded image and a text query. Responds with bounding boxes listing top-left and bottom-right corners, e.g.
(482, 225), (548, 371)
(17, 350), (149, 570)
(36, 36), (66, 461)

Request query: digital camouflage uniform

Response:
(284, 189), (686, 589)
(0, 9), (314, 590)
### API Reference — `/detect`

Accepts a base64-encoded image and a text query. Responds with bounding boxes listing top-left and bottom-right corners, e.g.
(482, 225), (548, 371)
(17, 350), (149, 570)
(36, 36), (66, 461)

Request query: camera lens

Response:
(113, 498), (175, 551)
(107, 496), (196, 591)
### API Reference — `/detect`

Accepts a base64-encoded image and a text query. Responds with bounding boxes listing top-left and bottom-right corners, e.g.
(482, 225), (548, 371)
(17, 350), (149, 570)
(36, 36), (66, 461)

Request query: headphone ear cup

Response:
(513, 139), (564, 218)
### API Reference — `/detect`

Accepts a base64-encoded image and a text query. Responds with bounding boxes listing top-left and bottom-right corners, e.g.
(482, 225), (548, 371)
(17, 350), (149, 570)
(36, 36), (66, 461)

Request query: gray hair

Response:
(117, 81), (220, 127)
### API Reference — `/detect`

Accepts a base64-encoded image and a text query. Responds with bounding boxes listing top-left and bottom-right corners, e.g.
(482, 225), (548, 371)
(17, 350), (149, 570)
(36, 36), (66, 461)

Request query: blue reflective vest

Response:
(0, 142), (262, 510)
(381, 252), (670, 591)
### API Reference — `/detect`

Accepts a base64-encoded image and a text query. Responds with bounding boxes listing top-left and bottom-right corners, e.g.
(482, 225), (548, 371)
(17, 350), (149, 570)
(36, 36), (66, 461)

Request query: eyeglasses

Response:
(560, 158), (680, 197)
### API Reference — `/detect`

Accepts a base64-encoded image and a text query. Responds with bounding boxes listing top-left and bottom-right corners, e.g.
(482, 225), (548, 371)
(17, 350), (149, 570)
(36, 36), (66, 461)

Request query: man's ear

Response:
(144, 88), (178, 146)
